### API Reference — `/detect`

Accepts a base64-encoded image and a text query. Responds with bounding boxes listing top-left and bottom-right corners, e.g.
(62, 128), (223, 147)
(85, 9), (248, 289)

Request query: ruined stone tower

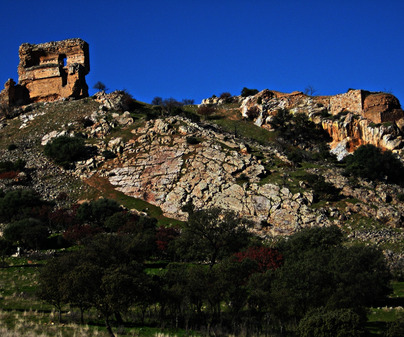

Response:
(0, 38), (90, 105)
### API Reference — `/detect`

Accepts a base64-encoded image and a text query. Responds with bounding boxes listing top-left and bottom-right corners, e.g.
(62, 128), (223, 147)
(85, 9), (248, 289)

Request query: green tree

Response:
(271, 227), (392, 328)
(38, 257), (71, 322)
(3, 218), (49, 249)
(39, 234), (152, 336)
(0, 189), (45, 222)
(76, 198), (122, 227)
(241, 87), (259, 97)
(0, 237), (14, 265)
(93, 81), (107, 92)
(177, 207), (253, 267)
(297, 308), (365, 337)
(344, 144), (404, 185)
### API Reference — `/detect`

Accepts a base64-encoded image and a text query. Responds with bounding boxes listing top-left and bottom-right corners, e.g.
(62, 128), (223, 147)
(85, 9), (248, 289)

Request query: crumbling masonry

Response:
(0, 38), (89, 105)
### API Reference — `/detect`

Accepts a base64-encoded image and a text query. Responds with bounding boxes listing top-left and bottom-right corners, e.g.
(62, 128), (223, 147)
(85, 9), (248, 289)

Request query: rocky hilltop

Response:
(0, 89), (403, 272)
(218, 89), (404, 160)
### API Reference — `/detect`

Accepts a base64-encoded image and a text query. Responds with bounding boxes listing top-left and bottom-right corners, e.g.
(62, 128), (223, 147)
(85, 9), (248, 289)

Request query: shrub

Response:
(104, 211), (134, 232)
(182, 98), (195, 105)
(303, 173), (340, 202)
(48, 207), (77, 230)
(0, 189), (45, 222)
(0, 103), (13, 118)
(298, 308), (365, 337)
(220, 92), (231, 99)
(246, 106), (260, 120)
(234, 246), (283, 273)
(0, 159), (26, 173)
(116, 89), (139, 111)
(102, 150), (116, 160)
(344, 144), (404, 185)
(286, 147), (306, 164)
(219, 92), (232, 103)
(78, 117), (94, 128)
(197, 105), (216, 119)
(181, 109), (200, 123)
(44, 136), (86, 168)
(3, 218), (49, 250)
(76, 198), (122, 226)
(156, 226), (180, 253)
(151, 96), (163, 105)
(93, 81), (107, 92)
(7, 143), (17, 151)
(63, 224), (102, 244)
(186, 136), (200, 145)
(241, 87), (259, 97)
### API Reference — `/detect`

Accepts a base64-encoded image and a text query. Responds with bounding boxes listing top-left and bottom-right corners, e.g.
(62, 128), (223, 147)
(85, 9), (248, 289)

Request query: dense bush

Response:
(344, 144), (404, 185)
(271, 226), (392, 324)
(241, 87), (259, 97)
(303, 173), (341, 202)
(3, 218), (49, 250)
(197, 104), (216, 119)
(76, 198), (122, 227)
(271, 109), (330, 145)
(186, 136), (200, 145)
(0, 189), (46, 222)
(44, 136), (86, 168)
(7, 143), (17, 151)
(297, 308), (365, 337)
(0, 159), (26, 173)
(102, 150), (116, 159)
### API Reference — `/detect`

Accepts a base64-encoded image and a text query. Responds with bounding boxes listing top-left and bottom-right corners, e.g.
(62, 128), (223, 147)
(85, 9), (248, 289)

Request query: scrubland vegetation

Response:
(0, 187), (402, 336)
(0, 91), (403, 336)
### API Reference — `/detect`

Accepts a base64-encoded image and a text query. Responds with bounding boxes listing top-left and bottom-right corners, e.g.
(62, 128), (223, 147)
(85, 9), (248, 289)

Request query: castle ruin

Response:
(0, 38), (89, 105)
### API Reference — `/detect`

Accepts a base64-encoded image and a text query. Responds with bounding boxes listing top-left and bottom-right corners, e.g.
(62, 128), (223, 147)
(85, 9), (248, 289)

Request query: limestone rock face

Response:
(93, 117), (333, 235)
(0, 38), (89, 106)
(219, 89), (404, 156)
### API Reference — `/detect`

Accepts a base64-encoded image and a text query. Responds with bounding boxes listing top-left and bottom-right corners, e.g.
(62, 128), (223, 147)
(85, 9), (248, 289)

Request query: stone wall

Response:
(329, 89), (364, 115)
(363, 93), (403, 124)
(0, 38), (89, 106)
(18, 38), (90, 102)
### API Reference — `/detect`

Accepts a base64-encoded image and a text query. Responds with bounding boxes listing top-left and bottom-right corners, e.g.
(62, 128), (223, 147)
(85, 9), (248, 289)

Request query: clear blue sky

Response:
(1, 0), (404, 105)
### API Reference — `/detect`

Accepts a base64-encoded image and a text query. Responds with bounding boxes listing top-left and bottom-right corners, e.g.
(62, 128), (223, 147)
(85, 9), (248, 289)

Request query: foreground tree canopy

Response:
(38, 221), (392, 337)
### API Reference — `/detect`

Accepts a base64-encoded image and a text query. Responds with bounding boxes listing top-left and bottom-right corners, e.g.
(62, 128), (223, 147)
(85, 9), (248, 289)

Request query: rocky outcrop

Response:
(0, 39), (89, 107)
(322, 113), (403, 155)
(215, 89), (404, 157)
(363, 93), (403, 123)
(78, 116), (333, 235)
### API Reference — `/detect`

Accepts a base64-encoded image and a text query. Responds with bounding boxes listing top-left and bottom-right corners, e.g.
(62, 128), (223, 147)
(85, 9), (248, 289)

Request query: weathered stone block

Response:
(0, 38), (89, 107)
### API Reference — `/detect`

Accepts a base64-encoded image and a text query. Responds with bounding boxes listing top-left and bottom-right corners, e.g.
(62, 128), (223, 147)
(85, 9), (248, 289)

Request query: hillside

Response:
(0, 90), (403, 272)
(0, 89), (404, 336)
